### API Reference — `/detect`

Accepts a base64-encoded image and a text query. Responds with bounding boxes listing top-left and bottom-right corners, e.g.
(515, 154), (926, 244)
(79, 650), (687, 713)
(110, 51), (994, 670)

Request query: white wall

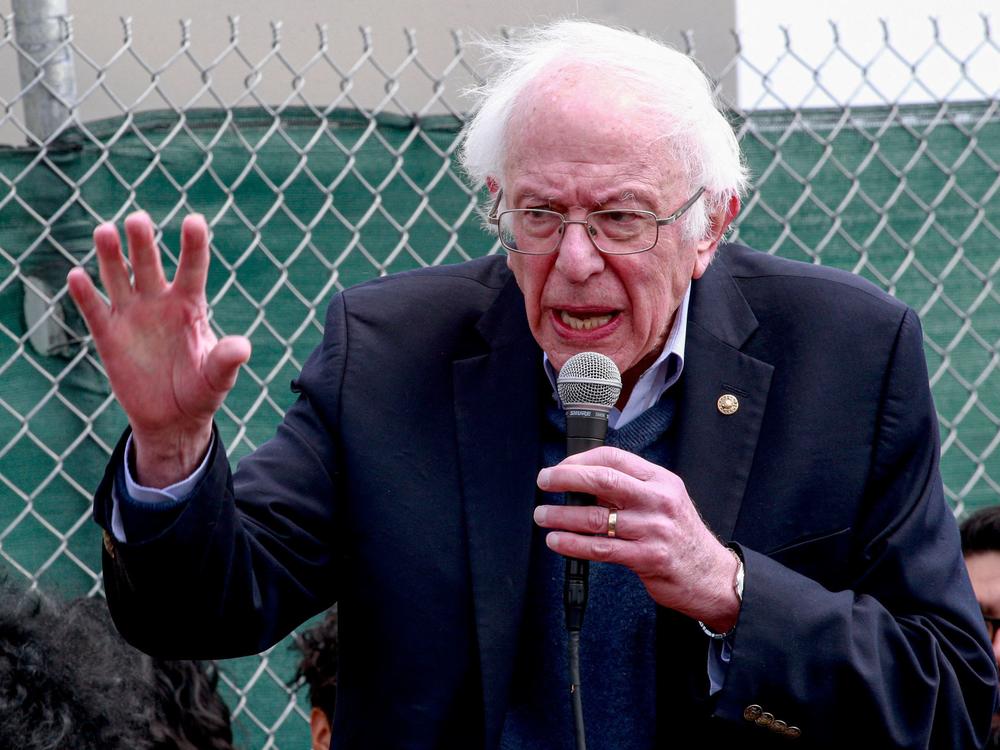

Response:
(735, 0), (998, 108)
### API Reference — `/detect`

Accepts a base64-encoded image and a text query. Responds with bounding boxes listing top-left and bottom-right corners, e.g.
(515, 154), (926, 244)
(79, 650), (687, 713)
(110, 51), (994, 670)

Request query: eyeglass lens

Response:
(497, 209), (658, 255)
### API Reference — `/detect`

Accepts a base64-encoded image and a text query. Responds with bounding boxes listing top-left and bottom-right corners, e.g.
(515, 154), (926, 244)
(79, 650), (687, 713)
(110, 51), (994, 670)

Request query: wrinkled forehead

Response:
(504, 64), (671, 169)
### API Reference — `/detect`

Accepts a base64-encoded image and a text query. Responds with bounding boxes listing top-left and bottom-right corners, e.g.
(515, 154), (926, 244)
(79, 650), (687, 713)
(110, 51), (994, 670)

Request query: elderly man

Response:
(68, 20), (995, 749)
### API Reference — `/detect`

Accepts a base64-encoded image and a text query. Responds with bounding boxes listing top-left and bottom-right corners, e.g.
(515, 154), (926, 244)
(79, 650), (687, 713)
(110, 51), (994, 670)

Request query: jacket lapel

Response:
(453, 274), (541, 746)
(669, 249), (774, 542)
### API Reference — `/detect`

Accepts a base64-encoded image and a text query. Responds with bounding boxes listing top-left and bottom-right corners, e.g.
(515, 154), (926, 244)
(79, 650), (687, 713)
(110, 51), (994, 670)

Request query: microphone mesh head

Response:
(557, 352), (622, 408)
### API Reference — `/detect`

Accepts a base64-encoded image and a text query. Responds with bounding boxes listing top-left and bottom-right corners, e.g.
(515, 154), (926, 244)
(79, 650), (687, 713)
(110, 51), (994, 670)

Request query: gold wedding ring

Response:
(607, 509), (618, 538)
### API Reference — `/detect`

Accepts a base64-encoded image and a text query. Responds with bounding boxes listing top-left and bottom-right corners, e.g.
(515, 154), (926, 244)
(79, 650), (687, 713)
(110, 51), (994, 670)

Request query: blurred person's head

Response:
(0, 580), (152, 750)
(962, 507), (1000, 666)
(291, 607), (339, 750)
(0, 579), (236, 750)
(147, 657), (236, 750)
(961, 506), (1000, 745)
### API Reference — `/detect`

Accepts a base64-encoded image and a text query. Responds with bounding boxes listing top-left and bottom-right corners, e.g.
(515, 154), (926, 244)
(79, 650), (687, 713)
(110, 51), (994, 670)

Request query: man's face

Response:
(501, 68), (725, 389)
(965, 550), (1000, 666)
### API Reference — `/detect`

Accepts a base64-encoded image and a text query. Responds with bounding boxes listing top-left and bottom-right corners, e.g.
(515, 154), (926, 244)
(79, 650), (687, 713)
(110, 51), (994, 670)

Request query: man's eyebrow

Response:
(511, 190), (549, 206)
(595, 189), (645, 207)
(515, 187), (647, 208)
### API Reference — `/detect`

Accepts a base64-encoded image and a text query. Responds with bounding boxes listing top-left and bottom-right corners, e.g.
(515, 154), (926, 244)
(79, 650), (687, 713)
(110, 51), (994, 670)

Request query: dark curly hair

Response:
(961, 506), (1000, 556)
(147, 657), (236, 750)
(0, 580), (152, 750)
(0, 579), (238, 750)
(290, 607), (339, 720)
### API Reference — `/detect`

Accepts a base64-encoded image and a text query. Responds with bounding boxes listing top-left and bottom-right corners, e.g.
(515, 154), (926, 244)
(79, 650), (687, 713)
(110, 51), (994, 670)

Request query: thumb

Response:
(204, 335), (252, 394)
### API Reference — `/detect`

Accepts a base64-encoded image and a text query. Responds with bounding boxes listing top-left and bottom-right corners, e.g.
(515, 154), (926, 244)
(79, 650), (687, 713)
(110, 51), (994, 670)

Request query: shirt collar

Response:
(543, 283), (690, 429)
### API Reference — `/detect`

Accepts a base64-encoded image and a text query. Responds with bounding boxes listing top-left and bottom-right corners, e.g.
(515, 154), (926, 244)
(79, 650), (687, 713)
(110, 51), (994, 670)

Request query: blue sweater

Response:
(500, 396), (675, 750)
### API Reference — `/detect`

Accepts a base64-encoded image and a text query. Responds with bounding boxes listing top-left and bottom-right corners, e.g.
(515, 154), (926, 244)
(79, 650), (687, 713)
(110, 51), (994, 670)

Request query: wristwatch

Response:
(699, 547), (744, 640)
(733, 549), (745, 601)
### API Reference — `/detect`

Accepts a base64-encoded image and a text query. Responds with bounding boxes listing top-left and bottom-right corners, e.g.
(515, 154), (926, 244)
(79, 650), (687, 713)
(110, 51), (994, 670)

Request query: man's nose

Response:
(553, 220), (605, 283)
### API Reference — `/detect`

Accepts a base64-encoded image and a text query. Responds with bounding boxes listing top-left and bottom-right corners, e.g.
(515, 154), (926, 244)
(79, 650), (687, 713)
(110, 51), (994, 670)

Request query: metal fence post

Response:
(13, 0), (77, 356)
(13, 0), (76, 145)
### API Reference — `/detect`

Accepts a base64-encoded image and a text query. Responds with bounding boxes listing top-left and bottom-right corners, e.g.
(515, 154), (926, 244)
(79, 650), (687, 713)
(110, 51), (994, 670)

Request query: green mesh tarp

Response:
(737, 102), (1000, 510)
(0, 103), (997, 748)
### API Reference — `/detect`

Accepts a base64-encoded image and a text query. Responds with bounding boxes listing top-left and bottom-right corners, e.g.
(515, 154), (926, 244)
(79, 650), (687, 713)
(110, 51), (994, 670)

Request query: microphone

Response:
(556, 352), (622, 632)
(557, 351), (623, 459)
(556, 353), (622, 750)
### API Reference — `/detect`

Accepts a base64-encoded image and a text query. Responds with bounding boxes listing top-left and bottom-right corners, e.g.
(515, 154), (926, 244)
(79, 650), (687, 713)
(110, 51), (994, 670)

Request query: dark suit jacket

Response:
(94, 243), (997, 748)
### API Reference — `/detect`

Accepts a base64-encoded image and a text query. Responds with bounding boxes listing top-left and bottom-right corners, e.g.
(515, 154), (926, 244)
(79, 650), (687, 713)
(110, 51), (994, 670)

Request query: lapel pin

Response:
(717, 394), (740, 415)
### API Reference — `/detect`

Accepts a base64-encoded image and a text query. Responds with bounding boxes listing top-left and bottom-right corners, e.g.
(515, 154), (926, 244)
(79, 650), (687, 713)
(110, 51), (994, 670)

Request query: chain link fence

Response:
(0, 11), (997, 749)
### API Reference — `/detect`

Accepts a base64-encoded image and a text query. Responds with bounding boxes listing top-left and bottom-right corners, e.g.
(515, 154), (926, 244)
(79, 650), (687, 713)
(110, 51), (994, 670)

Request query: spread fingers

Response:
(93, 222), (132, 306)
(124, 211), (166, 295)
(66, 267), (110, 339)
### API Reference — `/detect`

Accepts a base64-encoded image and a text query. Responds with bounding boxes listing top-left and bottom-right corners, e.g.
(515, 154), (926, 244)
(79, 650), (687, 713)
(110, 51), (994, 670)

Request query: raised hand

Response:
(533, 446), (742, 633)
(67, 212), (251, 488)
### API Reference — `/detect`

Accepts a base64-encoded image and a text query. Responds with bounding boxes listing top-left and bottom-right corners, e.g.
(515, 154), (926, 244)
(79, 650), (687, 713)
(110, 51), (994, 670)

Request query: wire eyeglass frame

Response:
(486, 186), (706, 255)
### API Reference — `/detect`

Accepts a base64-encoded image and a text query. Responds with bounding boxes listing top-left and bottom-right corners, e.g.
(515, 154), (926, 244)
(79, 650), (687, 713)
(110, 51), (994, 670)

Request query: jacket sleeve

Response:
(713, 307), (999, 748)
(92, 293), (351, 659)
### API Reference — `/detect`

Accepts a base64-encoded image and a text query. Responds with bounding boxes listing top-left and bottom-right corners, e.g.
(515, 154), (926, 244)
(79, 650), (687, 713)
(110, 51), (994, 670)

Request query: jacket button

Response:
(743, 704), (763, 722)
(771, 719), (788, 734)
(786, 726), (802, 739)
(755, 712), (775, 727)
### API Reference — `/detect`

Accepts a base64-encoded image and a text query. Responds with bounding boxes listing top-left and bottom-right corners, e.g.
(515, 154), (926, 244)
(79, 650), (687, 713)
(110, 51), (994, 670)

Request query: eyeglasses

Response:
(487, 186), (705, 256)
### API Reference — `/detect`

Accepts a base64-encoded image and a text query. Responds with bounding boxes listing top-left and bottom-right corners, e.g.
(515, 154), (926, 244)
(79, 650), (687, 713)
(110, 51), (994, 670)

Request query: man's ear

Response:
(487, 176), (509, 267)
(310, 706), (332, 750)
(692, 194), (740, 279)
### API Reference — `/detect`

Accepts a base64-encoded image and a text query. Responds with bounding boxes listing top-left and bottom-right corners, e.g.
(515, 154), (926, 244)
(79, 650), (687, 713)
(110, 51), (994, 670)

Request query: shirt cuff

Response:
(707, 636), (734, 695)
(109, 433), (215, 543)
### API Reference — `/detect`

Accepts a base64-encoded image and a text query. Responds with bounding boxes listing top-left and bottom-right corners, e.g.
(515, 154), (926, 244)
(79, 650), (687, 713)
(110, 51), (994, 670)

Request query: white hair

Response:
(459, 20), (749, 241)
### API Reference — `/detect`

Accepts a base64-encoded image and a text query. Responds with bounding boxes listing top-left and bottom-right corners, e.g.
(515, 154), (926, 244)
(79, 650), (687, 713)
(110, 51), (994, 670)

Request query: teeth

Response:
(560, 310), (614, 331)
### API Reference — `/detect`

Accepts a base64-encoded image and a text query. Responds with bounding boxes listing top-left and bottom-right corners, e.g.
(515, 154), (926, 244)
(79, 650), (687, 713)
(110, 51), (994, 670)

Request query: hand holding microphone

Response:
(539, 352), (742, 633)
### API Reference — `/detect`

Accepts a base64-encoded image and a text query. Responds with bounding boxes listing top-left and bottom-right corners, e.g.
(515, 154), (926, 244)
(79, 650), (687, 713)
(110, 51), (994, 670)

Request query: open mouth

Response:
(557, 309), (619, 331)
